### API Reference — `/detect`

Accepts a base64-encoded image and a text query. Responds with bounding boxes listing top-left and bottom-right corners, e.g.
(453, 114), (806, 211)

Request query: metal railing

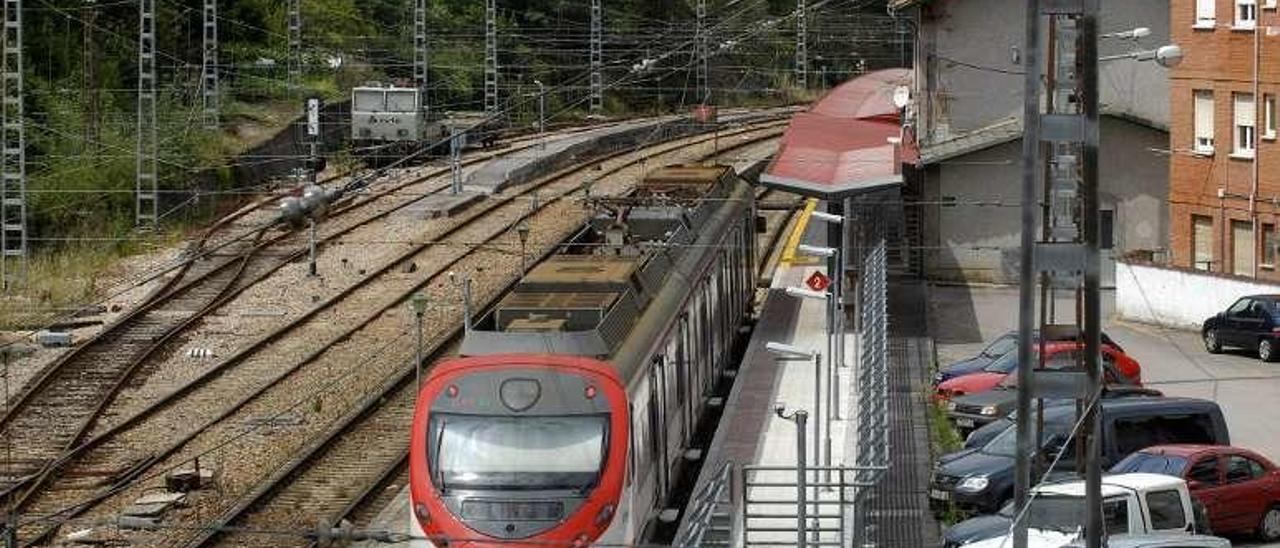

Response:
(740, 465), (882, 547)
(674, 462), (737, 548)
(850, 233), (889, 547)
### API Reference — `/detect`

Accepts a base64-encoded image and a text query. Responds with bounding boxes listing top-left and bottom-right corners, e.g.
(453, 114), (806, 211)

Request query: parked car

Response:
(935, 341), (1142, 401)
(948, 384), (1161, 434)
(935, 331), (1019, 386)
(956, 473), (1202, 547)
(1202, 294), (1280, 361)
(1059, 533), (1231, 548)
(931, 398), (1229, 514)
(935, 330), (1125, 386)
(961, 388), (1167, 450)
(1111, 444), (1280, 541)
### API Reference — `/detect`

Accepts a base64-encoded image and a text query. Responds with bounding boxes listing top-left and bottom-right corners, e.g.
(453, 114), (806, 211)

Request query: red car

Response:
(933, 341), (1141, 400)
(1110, 444), (1280, 541)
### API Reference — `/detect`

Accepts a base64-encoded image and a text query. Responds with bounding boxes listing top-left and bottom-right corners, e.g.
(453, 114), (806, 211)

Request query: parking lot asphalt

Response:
(929, 284), (1280, 547)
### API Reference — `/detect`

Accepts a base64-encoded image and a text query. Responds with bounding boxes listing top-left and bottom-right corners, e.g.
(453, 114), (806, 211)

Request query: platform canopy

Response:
(761, 69), (918, 198)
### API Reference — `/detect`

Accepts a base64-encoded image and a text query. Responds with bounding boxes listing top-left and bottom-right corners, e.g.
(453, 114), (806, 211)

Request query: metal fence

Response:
(849, 233), (889, 548)
(677, 206), (892, 548)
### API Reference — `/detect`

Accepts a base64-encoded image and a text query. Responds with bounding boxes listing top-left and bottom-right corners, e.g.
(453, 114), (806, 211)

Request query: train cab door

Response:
(647, 360), (669, 506)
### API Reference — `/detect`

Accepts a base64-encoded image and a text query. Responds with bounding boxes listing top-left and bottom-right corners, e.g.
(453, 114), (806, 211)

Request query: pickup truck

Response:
(951, 473), (1202, 548)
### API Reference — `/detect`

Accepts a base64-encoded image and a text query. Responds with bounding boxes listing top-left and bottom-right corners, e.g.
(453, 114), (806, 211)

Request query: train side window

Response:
(668, 337), (686, 407)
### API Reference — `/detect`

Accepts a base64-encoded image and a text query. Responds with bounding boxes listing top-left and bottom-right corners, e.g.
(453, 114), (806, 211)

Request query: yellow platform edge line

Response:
(780, 198), (818, 266)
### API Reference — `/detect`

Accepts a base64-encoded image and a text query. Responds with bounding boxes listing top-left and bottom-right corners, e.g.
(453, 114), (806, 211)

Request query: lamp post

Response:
(766, 341), (829, 485)
(410, 292), (428, 389)
(448, 271), (473, 331)
(516, 221), (531, 275)
(774, 404), (809, 548)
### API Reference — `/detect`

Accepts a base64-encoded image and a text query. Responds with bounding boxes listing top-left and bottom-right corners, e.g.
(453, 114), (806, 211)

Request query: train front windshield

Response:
(432, 414), (608, 491)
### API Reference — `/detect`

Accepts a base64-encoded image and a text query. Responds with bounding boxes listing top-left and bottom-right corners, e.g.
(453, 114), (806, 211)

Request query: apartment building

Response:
(1170, 0), (1280, 277)
(890, 0), (1171, 285)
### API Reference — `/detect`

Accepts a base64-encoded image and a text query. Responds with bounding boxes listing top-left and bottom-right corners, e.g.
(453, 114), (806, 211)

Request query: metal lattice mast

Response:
(201, 0), (218, 129)
(795, 0), (807, 89)
(695, 0), (708, 105)
(287, 0), (300, 93)
(484, 0), (497, 114)
(413, 0), (428, 120)
(1014, 1), (1102, 547)
(589, 0), (603, 114)
(2, 0), (26, 287)
(135, 0), (157, 228)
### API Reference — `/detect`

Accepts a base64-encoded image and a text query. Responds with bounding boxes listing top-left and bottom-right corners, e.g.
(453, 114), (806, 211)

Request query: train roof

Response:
(460, 164), (747, 358)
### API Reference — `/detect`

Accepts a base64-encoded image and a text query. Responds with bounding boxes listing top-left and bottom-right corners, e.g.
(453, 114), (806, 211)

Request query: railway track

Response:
(0, 121), (662, 529)
(11, 118), (789, 546)
(180, 128), (788, 548)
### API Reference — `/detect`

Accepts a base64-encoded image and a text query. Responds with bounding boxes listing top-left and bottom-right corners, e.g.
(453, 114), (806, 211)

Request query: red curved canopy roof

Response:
(762, 69), (917, 197)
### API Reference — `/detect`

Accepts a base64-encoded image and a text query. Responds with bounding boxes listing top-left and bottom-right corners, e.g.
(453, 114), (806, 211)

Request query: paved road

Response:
(929, 284), (1280, 546)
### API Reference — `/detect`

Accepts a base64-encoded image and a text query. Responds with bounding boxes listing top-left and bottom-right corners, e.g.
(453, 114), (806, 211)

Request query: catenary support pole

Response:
(589, 0), (603, 114)
(1, 0), (27, 288)
(1013, 0), (1041, 546)
(795, 0), (807, 90)
(201, 0), (218, 129)
(136, 0), (158, 229)
(414, 0), (429, 122)
(484, 0), (498, 114)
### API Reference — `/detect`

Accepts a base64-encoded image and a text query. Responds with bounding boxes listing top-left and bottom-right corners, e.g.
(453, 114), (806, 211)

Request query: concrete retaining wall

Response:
(1116, 260), (1280, 329)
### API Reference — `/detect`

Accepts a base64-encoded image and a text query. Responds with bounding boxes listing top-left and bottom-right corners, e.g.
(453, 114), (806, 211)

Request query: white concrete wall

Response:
(1116, 260), (1280, 329)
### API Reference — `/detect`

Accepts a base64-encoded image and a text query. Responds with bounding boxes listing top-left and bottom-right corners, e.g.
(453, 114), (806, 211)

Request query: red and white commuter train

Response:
(409, 164), (758, 546)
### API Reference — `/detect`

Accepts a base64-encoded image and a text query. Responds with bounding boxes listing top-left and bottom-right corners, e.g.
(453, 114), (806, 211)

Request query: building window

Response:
(1238, 0), (1258, 27)
(1235, 93), (1256, 157)
(1266, 94), (1277, 139)
(1198, 0), (1218, 26)
(1193, 215), (1214, 271)
(1264, 224), (1277, 267)
(1195, 90), (1215, 153)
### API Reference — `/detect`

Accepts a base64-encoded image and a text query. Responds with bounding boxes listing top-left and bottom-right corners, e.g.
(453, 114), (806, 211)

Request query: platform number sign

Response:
(805, 271), (830, 292)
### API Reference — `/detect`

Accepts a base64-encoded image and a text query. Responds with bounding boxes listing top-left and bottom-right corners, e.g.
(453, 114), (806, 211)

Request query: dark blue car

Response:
(933, 332), (1018, 385)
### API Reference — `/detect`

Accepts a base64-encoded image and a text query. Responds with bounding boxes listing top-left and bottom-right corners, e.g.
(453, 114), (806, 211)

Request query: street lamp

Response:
(410, 292), (428, 389)
(1100, 44), (1184, 68)
(796, 244), (835, 258)
(448, 271), (474, 332)
(766, 341), (830, 485)
(516, 221), (531, 275)
(1099, 27), (1151, 40)
(774, 403), (810, 548)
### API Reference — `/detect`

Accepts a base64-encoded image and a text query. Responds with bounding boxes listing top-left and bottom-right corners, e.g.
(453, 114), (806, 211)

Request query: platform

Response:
(402, 191), (483, 219)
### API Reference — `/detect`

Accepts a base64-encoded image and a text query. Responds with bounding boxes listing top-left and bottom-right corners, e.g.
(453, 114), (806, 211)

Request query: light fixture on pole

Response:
(783, 286), (839, 422)
(516, 221), (531, 274)
(795, 244), (836, 258)
(410, 292), (428, 389)
(448, 271), (473, 331)
(1099, 44), (1184, 68)
(774, 403), (809, 548)
(766, 341), (830, 479)
(1099, 26), (1150, 40)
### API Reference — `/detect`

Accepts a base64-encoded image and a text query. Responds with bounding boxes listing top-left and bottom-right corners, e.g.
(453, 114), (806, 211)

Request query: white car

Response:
(962, 473), (1200, 548)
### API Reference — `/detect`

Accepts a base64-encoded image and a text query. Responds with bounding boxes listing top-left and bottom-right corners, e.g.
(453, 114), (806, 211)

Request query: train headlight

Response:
(414, 502), (431, 524)
(500, 379), (541, 412)
(594, 504), (615, 526)
(572, 533), (590, 547)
